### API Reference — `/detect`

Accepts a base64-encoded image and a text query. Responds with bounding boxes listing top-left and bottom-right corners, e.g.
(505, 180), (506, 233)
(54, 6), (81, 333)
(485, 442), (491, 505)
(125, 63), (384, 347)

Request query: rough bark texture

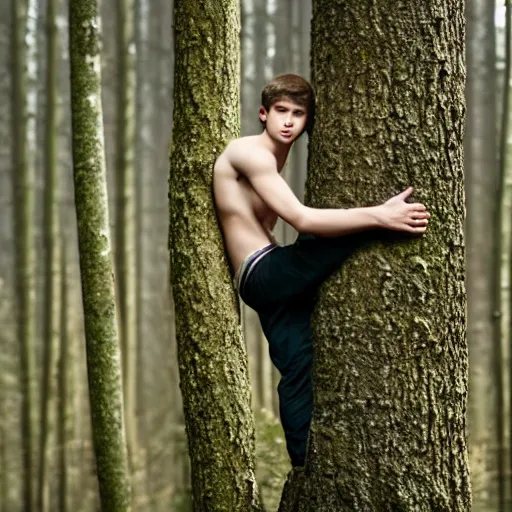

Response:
(465, 1), (500, 509)
(168, 1), (263, 510)
(68, 0), (132, 509)
(279, 1), (471, 511)
(10, 0), (37, 509)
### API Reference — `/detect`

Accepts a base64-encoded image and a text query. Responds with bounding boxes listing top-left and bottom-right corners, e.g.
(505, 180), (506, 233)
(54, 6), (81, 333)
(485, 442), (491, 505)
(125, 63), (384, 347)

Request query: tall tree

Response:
(11, 0), (37, 508)
(465, 0), (500, 509)
(115, 0), (139, 475)
(499, 0), (512, 508)
(37, 0), (61, 508)
(168, 0), (263, 509)
(57, 242), (69, 512)
(68, 0), (131, 509)
(280, 1), (471, 510)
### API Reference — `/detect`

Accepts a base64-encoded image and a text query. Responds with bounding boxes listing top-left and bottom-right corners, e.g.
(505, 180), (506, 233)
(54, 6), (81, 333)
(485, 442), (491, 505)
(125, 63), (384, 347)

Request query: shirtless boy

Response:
(213, 74), (429, 468)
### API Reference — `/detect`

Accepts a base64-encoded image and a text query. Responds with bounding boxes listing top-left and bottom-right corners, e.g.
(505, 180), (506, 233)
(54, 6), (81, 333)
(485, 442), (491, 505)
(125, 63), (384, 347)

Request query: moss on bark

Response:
(279, 1), (471, 510)
(168, 1), (264, 511)
(69, 0), (132, 509)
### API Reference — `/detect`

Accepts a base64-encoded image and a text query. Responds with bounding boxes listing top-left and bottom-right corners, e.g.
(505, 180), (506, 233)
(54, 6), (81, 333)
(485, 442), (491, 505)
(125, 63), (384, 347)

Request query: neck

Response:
(258, 130), (292, 171)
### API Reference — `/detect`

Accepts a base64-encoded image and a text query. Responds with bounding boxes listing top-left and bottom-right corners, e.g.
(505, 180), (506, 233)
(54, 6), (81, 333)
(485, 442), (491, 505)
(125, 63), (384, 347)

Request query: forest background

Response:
(0, 0), (508, 511)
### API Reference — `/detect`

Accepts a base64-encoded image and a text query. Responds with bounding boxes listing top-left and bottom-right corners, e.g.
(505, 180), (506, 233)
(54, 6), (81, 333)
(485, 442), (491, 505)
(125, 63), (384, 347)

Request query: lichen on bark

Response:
(69, 0), (132, 510)
(279, 1), (471, 510)
(168, 1), (263, 510)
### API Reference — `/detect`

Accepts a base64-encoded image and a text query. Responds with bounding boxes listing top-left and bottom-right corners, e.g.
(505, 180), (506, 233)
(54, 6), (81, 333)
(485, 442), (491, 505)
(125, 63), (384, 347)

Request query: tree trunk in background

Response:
(115, 0), (139, 477)
(57, 242), (69, 512)
(68, 0), (131, 509)
(501, 2), (512, 510)
(38, 0), (61, 508)
(465, 1), (501, 510)
(0, 418), (5, 512)
(169, 0), (263, 509)
(280, 1), (470, 510)
(241, 0), (253, 137)
(11, 0), (37, 508)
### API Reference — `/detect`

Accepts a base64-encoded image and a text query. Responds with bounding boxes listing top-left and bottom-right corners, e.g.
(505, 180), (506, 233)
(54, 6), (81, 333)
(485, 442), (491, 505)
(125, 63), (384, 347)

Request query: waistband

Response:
(234, 243), (278, 294)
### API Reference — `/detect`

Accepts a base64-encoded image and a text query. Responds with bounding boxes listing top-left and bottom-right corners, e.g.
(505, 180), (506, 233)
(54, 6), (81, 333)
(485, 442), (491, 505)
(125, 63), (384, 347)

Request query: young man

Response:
(213, 74), (429, 467)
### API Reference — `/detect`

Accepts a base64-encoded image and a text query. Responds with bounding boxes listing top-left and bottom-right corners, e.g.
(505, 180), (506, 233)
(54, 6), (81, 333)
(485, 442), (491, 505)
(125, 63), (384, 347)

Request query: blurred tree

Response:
(68, 0), (131, 509)
(499, 1), (512, 509)
(57, 242), (69, 512)
(37, 0), (61, 508)
(168, 0), (263, 509)
(279, 0), (471, 510)
(465, 0), (501, 509)
(115, 0), (139, 480)
(11, 0), (38, 508)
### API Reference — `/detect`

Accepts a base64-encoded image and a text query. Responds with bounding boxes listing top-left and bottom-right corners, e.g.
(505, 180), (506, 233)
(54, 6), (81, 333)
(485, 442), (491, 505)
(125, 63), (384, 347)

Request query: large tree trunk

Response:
(279, 1), (471, 510)
(168, 1), (263, 510)
(465, 0), (500, 509)
(68, 0), (132, 509)
(11, 0), (37, 508)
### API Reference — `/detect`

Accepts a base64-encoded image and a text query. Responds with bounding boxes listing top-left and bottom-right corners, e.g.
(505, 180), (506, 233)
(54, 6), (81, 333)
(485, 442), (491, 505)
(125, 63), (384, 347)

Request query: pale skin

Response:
(213, 98), (430, 276)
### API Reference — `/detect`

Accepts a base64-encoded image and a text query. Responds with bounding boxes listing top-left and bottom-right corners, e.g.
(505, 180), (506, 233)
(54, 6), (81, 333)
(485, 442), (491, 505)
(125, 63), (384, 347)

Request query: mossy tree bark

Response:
(168, 1), (263, 510)
(279, 1), (471, 510)
(69, 0), (132, 509)
(10, 0), (37, 508)
(465, 0), (500, 509)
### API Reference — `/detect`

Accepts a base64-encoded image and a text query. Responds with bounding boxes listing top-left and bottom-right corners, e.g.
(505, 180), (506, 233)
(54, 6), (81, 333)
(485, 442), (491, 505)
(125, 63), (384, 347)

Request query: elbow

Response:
(294, 209), (310, 234)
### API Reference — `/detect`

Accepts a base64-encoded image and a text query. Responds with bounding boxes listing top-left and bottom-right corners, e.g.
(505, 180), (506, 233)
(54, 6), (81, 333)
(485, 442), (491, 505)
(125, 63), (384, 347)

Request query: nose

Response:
(284, 115), (293, 127)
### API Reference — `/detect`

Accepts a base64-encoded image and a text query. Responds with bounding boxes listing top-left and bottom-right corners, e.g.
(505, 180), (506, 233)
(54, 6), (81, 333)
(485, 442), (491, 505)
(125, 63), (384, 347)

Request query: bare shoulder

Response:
(226, 136), (276, 175)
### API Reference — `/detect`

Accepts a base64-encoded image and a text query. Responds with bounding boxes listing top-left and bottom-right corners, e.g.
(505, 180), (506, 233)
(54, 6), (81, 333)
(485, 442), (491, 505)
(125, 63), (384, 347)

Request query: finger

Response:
(410, 212), (429, 220)
(408, 202), (426, 211)
(395, 186), (414, 201)
(405, 225), (427, 234)
(407, 218), (428, 227)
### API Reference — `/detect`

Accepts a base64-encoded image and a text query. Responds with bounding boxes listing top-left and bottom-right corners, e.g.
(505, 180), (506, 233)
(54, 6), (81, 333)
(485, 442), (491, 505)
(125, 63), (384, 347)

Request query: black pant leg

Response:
(258, 293), (316, 467)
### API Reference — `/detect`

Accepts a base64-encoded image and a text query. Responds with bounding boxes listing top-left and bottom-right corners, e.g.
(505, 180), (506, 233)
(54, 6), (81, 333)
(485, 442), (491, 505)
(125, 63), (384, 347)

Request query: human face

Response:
(259, 98), (308, 144)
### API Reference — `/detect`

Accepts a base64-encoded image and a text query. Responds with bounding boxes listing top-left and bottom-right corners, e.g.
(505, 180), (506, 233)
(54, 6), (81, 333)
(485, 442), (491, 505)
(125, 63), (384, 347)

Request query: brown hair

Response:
(260, 74), (315, 135)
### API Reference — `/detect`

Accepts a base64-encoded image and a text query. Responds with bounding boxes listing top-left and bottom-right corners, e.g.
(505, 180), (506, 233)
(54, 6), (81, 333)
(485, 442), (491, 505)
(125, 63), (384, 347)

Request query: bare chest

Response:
(238, 176), (277, 228)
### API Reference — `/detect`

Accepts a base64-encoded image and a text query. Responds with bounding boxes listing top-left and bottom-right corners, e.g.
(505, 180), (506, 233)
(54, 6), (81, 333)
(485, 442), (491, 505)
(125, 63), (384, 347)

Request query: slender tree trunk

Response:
(280, 1), (471, 510)
(11, 0), (37, 508)
(38, 0), (61, 508)
(168, 0), (263, 509)
(68, 0), (132, 509)
(115, 0), (139, 475)
(501, 2), (512, 511)
(465, 1), (501, 510)
(58, 241), (69, 512)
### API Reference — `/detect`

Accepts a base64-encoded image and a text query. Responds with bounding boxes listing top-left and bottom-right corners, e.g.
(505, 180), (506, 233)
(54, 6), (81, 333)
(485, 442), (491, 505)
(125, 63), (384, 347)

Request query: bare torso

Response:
(213, 136), (282, 275)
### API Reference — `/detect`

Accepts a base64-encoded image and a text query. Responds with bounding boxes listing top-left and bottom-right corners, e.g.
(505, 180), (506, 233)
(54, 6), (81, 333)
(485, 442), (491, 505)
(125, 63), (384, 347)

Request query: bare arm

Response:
(231, 146), (429, 237)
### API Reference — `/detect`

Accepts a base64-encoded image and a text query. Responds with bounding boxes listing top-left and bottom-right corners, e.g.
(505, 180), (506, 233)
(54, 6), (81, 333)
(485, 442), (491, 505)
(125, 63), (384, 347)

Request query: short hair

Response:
(260, 74), (315, 135)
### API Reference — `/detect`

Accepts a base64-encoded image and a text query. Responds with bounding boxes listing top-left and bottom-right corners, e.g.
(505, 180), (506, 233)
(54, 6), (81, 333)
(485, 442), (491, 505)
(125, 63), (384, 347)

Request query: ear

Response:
(258, 106), (267, 123)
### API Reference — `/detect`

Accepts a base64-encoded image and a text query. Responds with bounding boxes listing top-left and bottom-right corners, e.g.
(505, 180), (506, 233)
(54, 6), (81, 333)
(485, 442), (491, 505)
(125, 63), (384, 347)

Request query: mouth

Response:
(280, 131), (293, 138)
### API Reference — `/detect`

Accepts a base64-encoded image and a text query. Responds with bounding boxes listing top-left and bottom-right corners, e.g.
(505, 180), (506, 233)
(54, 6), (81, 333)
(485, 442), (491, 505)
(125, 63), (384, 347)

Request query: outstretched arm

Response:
(233, 149), (429, 237)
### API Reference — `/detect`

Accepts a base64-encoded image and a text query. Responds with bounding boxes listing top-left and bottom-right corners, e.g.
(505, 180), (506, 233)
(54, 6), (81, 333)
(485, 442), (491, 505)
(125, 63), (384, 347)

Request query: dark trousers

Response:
(239, 232), (367, 466)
